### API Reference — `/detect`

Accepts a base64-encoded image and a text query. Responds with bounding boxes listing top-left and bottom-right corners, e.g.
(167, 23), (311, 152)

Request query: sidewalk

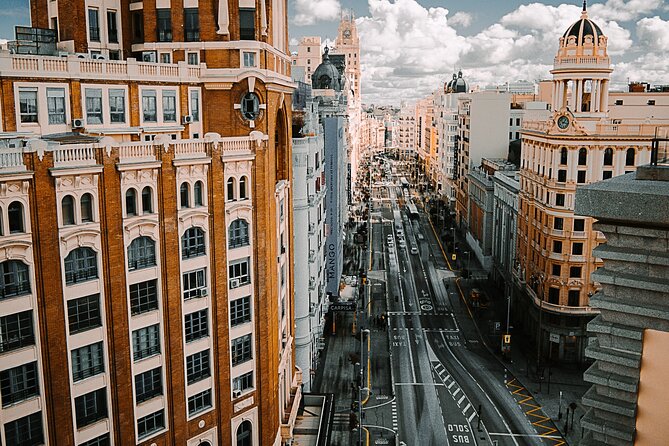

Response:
(445, 226), (590, 445)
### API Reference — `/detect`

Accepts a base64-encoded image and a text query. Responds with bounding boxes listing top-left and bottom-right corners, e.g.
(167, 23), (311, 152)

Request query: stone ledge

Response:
(593, 244), (669, 267)
(586, 343), (641, 369)
(581, 408), (635, 445)
(592, 269), (669, 294)
(584, 362), (638, 393)
(590, 292), (669, 321)
(582, 386), (637, 419)
(587, 316), (643, 341)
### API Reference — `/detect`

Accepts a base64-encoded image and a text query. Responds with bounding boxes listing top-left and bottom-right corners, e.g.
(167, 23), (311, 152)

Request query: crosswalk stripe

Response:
(448, 381), (456, 389)
(457, 395), (466, 406)
(453, 387), (461, 396)
(463, 403), (471, 414)
(468, 412), (477, 423)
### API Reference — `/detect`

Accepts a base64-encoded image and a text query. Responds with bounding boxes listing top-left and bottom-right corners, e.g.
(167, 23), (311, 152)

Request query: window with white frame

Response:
(183, 268), (206, 300)
(228, 219), (250, 249)
(185, 309), (208, 342)
(231, 334), (252, 366)
(159, 53), (171, 64)
(47, 87), (66, 124)
(71, 342), (104, 382)
(187, 52), (199, 66)
(19, 89), (38, 123)
(162, 90), (177, 122)
(128, 236), (156, 271)
(228, 257), (250, 288)
(137, 409), (164, 440)
(135, 367), (162, 402)
(187, 389), (212, 416)
(190, 90), (200, 121)
(132, 324), (161, 361)
(186, 349), (210, 384)
(109, 89), (125, 123)
(0, 361), (39, 406)
(233, 370), (253, 393)
(230, 296), (251, 326)
(243, 51), (256, 67)
(142, 90), (157, 122)
(85, 88), (103, 125)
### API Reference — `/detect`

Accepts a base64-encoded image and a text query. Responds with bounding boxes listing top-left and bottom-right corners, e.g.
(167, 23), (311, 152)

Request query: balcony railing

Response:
(0, 334), (34, 353)
(0, 282), (31, 299)
(65, 269), (98, 285)
(1, 386), (39, 407)
(73, 364), (104, 382)
(281, 370), (303, 440)
(134, 344), (160, 361)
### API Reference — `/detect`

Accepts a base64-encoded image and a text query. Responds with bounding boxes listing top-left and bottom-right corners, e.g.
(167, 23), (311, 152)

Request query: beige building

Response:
(291, 36), (321, 84)
(517, 4), (669, 363)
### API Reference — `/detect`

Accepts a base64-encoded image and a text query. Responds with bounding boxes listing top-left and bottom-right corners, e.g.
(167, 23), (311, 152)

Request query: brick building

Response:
(0, 1), (305, 445)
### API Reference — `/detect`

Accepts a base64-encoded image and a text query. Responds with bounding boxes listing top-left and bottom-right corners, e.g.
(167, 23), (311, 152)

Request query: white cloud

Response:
(292, 0), (341, 26)
(353, 0), (669, 104)
(636, 15), (669, 49)
(449, 12), (473, 28)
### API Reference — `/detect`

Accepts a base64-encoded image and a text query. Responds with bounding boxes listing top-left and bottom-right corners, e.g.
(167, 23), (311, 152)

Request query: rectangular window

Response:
(71, 342), (104, 382)
(183, 268), (206, 300)
(162, 90), (177, 122)
(603, 170), (613, 180)
(132, 324), (161, 361)
(553, 217), (563, 230)
(552, 240), (562, 254)
(156, 9), (172, 42)
(107, 10), (118, 43)
(548, 287), (560, 304)
(557, 169), (567, 182)
(0, 310), (34, 353)
(185, 309), (208, 342)
(573, 219), (585, 232)
(85, 88), (103, 125)
(135, 367), (162, 403)
(184, 8), (200, 41)
(231, 334), (252, 366)
(47, 87), (66, 124)
(569, 266), (582, 278)
(229, 257), (251, 288)
(572, 242), (584, 255)
(233, 371), (254, 393)
(132, 10), (144, 42)
(243, 51), (256, 67)
(230, 296), (251, 326)
(67, 294), (102, 334)
(88, 8), (100, 42)
(187, 52), (199, 65)
(130, 279), (158, 315)
(239, 8), (256, 40)
(142, 90), (157, 122)
(577, 170), (586, 183)
(159, 52), (171, 64)
(75, 388), (107, 428)
(188, 389), (212, 416)
(190, 90), (200, 122)
(19, 89), (38, 123)
(568, 290), (580, 306)
(109, 89), (125, 123)
(137, 409), (164, 439)
(80, 433), (110, 446)
(4, 412), (43, 445)
(555, 193), (565, 207)
(551, 264), (561, 276)
(0, 361), (39, 407)
(186, 349), (210, 384)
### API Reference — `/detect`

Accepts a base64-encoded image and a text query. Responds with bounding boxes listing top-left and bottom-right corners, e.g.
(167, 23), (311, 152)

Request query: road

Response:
(364, 166), (566, 446)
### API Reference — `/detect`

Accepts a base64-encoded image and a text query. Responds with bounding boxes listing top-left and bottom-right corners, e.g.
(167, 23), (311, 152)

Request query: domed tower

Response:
(444, 71), (468, 94)
(312, 47), (342, 91)
(550, 0), (612, 125)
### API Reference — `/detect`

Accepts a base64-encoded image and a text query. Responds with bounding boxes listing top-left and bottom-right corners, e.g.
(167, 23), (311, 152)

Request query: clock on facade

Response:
(557, 115), (570, 130)
(343, 29), (351, 38)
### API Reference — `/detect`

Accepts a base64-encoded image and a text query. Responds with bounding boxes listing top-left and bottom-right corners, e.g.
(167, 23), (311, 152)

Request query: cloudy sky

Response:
(289, 0), (669, 104)
(2, 1), (668, 105)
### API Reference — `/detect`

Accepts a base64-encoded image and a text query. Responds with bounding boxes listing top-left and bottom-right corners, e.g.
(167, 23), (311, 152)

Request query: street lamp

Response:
(532, 272), (546, 382)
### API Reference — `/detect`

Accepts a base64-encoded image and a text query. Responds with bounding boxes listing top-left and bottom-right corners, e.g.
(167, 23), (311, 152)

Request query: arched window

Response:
(228, 219), (250, 248)
(194, 181), (204, 207)
(128, 236), (156, 270)
(626, 148), (635, 166)
(560, 147), (568, 165)
(236, 420), (252, 446)
(62, 195), (75, 226)
(126, 188), (138, 217)
(603, 148), (613, 166)
(227, 178), (236, 201)
(182, 227), (206, 259)
(0, 260), (30, 298)
(64, 247), (98, 284)
(578, 148), (587, 166)
(8, 201), (24, 233)
(81, 193), (93, 223)
(142, 186), (153, 214)
(180, 182), (190, 209)
(239, 176), (248, 200)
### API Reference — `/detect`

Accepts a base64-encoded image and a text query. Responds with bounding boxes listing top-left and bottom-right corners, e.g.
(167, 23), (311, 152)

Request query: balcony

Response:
(526, 285), (598, 316)
(0, 147), (27, 173)
(53, 144), (98, 168)
(281, 369), (303, 440)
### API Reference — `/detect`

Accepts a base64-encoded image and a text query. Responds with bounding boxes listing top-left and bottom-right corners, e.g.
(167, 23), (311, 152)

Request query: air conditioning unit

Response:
(72, 118), (84, 129)
(199, 288), (208, 297)
(233, 390), (242, 398)
(182, 115), (194, 124)
(230, 278), (240, 289)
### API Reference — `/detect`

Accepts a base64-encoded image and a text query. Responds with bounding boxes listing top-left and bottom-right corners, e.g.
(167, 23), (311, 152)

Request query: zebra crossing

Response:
(432, 362), (478, 423)
(391, 399), (399, 432)
(333, 412), (351, 430)
(390, 327), (459, 333)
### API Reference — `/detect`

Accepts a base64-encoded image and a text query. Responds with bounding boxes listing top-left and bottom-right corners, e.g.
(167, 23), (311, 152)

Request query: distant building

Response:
(292, 36), (322, 85)
(491, 169), (520, 295)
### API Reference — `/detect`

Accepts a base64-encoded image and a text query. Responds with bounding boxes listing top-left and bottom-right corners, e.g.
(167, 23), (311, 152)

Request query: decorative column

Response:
(217, 0), (229, 35)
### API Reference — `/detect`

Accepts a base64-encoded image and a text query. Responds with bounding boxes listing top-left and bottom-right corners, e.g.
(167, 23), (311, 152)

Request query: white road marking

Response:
(457, 394), (466, 406)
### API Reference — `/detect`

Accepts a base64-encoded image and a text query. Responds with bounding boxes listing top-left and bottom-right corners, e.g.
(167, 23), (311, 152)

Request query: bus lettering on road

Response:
(447, 425), (472, 443)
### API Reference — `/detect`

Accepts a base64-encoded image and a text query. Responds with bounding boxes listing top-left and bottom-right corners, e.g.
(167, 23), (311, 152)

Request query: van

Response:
(410, 246), (418, 255)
